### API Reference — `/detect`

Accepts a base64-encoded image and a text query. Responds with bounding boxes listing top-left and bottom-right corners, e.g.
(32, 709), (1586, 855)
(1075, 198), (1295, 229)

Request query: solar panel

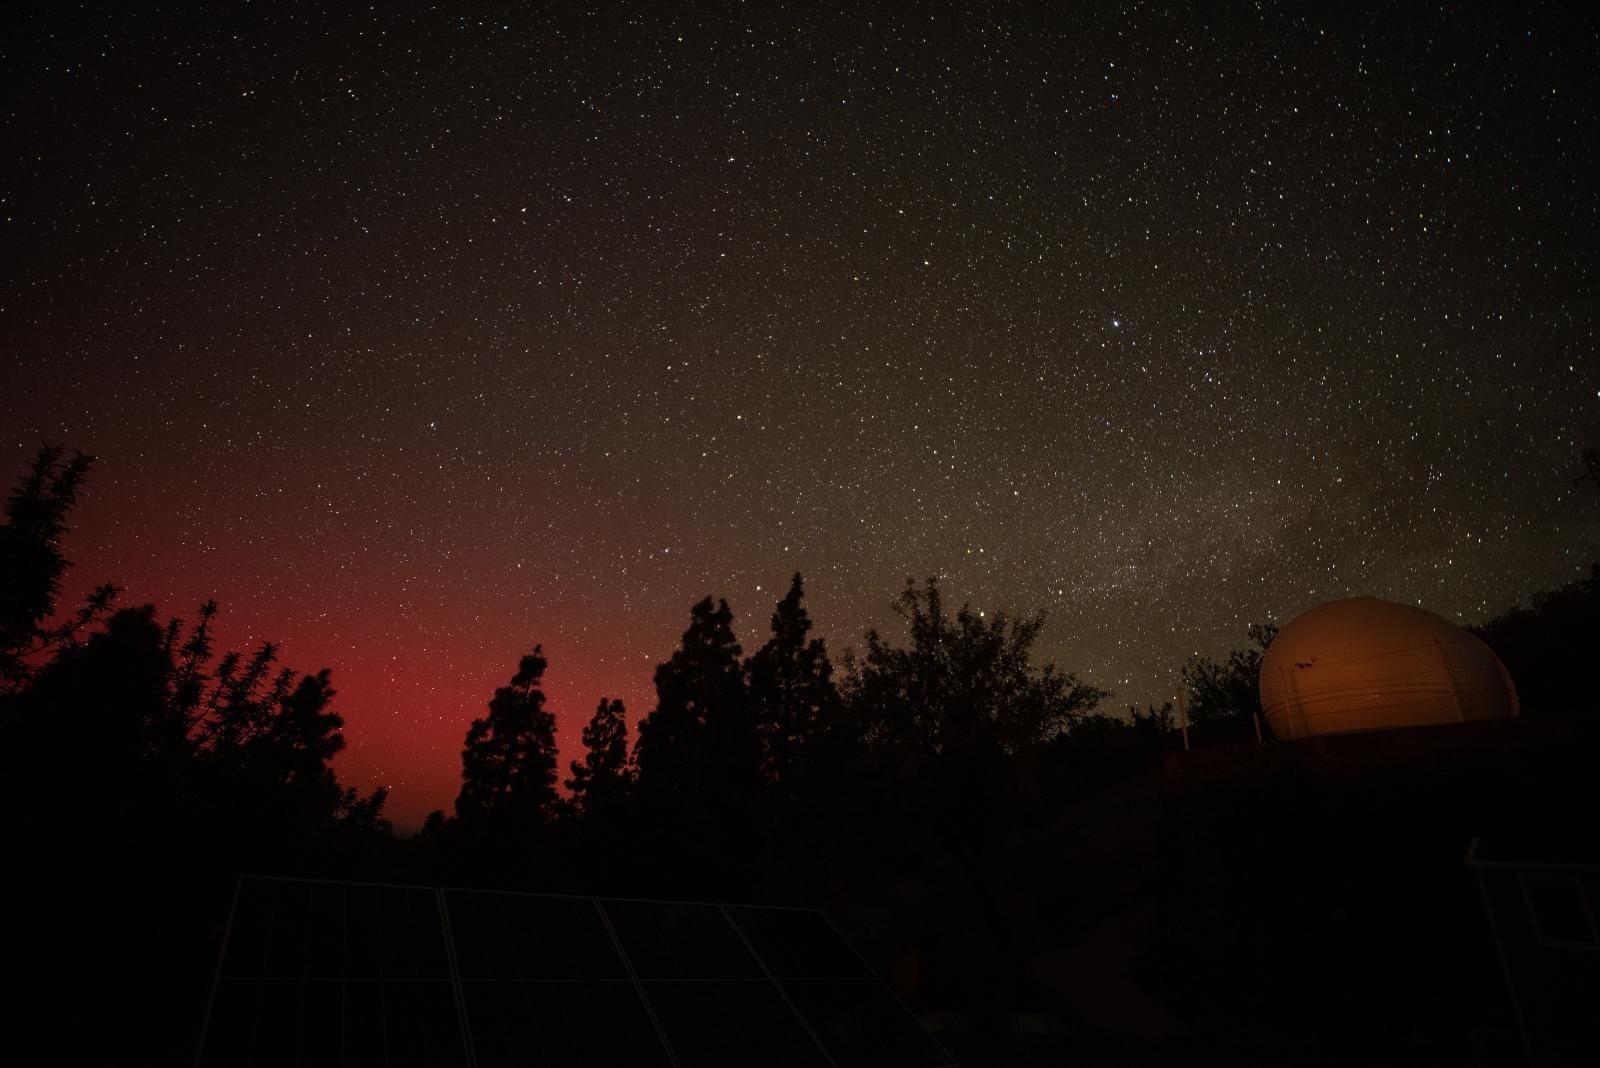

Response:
(461, 977), (672, 1068)
(445, 890), (628, 981)
(599, 899), (766, 981)
(781, 978), (956, 1068)
(722, 905), (873, 980)
(197, 877), (957, 1068)
(198, 878), (466, 1067)
(444, 889), (668, 1068)
(726, 906), (954, 1068)
(640, 978), (831, 1067)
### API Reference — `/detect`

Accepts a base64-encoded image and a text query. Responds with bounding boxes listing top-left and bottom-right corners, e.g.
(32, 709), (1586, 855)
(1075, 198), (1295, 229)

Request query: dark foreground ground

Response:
(12, 715), (1597, 1066)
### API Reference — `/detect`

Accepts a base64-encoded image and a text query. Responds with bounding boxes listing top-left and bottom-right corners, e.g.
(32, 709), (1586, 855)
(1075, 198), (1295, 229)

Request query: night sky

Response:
(5, 3), (1597, 828)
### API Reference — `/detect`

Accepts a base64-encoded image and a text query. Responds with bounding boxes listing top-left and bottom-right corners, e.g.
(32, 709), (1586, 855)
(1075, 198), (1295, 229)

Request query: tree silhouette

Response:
(23, 603), (176, 782)
(0, 446), (386, 846)
(1181, 622), (1276, 734)
(256, 671), (345, 787)
(456, 645), (561, 829)
(194, 638), (288, 756)
(566, 696), (632, 817)
(1473, 564), (1599, 719)
(745, 573), (839, 790)
(0, 445), (117, 695)
(634, 596), (753, 805)
(0, 447), (405, 1064)
(836, 578), (1110, 991)
(1129, 699), (1177, 739)
(847, 577), (1108, 759)
(9, 590), (378, 858)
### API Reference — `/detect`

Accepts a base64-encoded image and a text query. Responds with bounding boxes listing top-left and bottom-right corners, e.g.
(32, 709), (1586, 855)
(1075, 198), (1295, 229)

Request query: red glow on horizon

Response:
(62, 526), (663, 830)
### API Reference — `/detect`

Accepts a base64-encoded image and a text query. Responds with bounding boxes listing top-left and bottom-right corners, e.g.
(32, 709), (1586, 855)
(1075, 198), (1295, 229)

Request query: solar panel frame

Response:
(459, 978), (673, 1068)
(196, 876), (958, 1068)
(722, 904), (875, 980)
(805, 907), (959, 1068)
(591, 896), (685, 1068)
(196, 876), (472, 1068)
(445, 888), (632, 981)
(638, 978), (834, 1068)
(780, 977), (958, 1068)
(194, 872), (245, 1066)
(597, 898), (767, 982)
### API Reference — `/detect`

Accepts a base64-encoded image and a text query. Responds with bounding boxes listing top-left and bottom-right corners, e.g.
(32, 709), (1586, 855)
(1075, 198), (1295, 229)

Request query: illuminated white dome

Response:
(1258, 597), (1519, 740)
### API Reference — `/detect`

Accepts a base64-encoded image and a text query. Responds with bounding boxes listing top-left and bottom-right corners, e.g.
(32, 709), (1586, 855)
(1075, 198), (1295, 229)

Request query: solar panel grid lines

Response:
(591, 895), (684, 1068)
(434, 884), (479, 1068)
(447, 887), (674, 1068)
(197, 877), (468, 1068)
(197, 875), (958, 1068)
(192, 868), (246, 1068)
(718, 903), (841, 1068)
(728, 905), (959, 1068)
(810, 906), (960, 1068)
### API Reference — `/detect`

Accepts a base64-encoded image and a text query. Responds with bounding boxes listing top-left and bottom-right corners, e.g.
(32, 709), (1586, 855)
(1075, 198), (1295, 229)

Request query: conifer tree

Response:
(746, 573), (838, 787)
(0, 445), (116, 695)
(566, 696), (632, 816)
(634, 597), (754, 804)
(456, 645), (561, 829)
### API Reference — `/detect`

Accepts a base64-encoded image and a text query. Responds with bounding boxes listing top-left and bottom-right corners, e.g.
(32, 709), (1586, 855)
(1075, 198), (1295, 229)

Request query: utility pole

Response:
(1176, 689), (1190, 751)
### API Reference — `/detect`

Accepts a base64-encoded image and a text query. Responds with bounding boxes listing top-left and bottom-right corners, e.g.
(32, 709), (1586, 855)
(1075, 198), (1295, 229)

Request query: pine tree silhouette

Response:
(457, 645), (561, 830)
(745, 573), (839, 791)
(566, 696), (632, 817)
(0, 445), (117, 695)
(634, 597), (751, 805)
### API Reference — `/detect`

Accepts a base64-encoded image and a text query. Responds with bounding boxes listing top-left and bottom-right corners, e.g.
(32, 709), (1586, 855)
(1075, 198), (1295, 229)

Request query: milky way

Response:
(5, 3), (1597, 825)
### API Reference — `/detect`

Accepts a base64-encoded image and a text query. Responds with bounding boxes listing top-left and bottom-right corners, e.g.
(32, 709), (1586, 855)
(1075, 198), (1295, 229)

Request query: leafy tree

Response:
(846, 577), (1107, 759)
(0, 445), (117, 694)
(15, 597), (372, 838)
(166, 598), (219, 727)
(566, 696), (632, 817)
(194, 639), (289, 755)
(1473, 564), (1599, 719)
(164, 604), (385, 841)
(255, 670), (345, 789)
(22, 603), (177, 780)
(836, 579), (1109, 977)
(1130, 700), (1176, 738)
(1061, 702), (1175, 749)
(456, 645), (561, 829)
(1181, 622), (1276, 732)
(334, 783), (392, 836)
(0, 444), (388, 960)
(634, 597), (753, 803)
(206, 666), (354, 843)
(745, 573), (839, 788)
(419, 808), (448, 840)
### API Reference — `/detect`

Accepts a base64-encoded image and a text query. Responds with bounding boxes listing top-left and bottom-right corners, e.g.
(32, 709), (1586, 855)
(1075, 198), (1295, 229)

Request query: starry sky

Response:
(5, 2), (1597, 828)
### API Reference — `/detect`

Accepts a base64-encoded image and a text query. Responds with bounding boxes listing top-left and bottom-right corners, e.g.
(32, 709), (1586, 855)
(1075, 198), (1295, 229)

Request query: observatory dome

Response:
(1258, 597), (1519, 740)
